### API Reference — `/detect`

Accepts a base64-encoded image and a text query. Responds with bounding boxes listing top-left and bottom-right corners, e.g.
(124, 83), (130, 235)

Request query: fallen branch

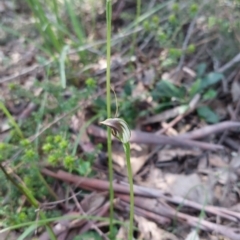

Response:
(41, 169), (240, 222)
(88, 121), (240, 150)
(41, 169), (240, 240)
(178, 121), (240, 140)
(117, 195), (240, 240)
(87, 125), (223, 151)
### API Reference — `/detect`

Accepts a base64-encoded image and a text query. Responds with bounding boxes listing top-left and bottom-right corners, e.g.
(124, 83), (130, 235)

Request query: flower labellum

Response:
(100, 118), (131, 144)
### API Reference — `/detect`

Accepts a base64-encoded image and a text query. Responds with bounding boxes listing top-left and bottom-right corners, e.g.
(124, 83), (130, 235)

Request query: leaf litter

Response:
(1, 0), (240, 239)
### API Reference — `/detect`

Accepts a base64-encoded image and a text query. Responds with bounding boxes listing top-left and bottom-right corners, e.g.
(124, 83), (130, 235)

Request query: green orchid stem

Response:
(106, 0), (114, 238)
(101, 118), (133, 238)
(123, 142), (134, 240)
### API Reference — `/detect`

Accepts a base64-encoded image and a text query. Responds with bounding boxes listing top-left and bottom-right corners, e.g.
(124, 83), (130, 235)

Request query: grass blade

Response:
(65, 0), (85, 44)
(0, 101), (24, 139)
(17, 224), (37, 240)
(59, 45), (70, 89)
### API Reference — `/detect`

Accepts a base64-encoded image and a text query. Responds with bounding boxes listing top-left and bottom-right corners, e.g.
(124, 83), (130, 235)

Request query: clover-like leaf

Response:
(100, 118), (131, 144)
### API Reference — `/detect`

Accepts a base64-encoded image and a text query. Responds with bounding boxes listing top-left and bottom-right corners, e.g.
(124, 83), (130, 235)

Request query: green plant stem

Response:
(106, 0), (114, 238)
(123, 142), (134, 240)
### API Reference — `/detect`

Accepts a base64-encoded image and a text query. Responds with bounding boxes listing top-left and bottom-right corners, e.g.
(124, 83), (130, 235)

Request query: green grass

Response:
(1, 215), (128, 239)
(0, 80), (98, 236)
(25, 0), (63, 53)
(0, 164), (57, 239)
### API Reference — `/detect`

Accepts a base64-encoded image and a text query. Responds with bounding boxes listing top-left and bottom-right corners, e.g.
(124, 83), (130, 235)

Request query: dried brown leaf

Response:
(112, 142), (149, 176)
(148, 172), (213, 204)
(157, 148), (200, 162)
(135, 216), (178, 240)
(137, 67), (155, 87)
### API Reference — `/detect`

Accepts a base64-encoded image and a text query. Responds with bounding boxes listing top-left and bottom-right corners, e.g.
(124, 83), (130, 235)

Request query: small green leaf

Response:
(187, 44), (196, 53)
(208, 16), (217, 28)
(203, 89), (217, 100)
(100, 118), (131, 144)
(172, 3), (179, 12)
(168, 14), (177, 24)
(94, 97), (106, 110)
(86, 78), (96, 88)
(197, 106), (219, 123)
(169, 48), (182, 58)
(196, 63), (207, 77)
(189, 78), (201, 97)
(154, 80), (185, 99)
(78, 161), (91, 176)
(124, 81), (132, 96)
(189, 3), (198, 14)
(201, 72), (223, 90)
(161, 58), (177, 68)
